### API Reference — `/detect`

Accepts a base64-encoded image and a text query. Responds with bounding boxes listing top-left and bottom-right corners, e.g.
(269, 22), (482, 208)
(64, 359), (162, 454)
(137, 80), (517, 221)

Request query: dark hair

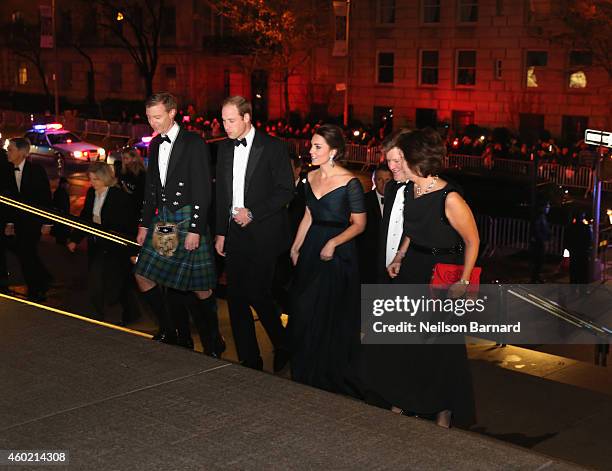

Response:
(145, 92), (177, 112)
(375, 164), (391, 175)
(395, 128), (445, 177)
(381, 128), (412, 155)
(314, 124), (345, 161)
(291, 154), (303, 170)
(9, 137), (31, 154)
(222, 95), (252, 118)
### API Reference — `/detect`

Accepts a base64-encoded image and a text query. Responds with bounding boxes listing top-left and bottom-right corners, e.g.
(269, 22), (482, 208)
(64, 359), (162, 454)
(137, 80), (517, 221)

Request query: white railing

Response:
(493, 158), (532, 176)
(445, 153), (488, 170)
(477, 215), (565, 256)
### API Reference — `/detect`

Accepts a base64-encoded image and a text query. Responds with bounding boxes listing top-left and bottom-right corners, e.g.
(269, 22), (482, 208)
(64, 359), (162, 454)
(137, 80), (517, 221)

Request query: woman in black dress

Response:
(115, 148), (146, 216)
(358, 128), (479, 428)
(67, 162), (136, 322)
(289, 124), (366, 393)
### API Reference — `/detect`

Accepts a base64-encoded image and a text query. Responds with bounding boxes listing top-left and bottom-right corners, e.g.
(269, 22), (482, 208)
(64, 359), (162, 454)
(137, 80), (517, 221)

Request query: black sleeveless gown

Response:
(349, 181), (476, 427)
(289, 177), (365, 394)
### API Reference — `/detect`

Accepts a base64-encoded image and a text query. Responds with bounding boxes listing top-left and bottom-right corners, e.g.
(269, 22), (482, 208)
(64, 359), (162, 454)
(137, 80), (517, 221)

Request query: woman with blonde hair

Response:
(68, 162), (137, 321)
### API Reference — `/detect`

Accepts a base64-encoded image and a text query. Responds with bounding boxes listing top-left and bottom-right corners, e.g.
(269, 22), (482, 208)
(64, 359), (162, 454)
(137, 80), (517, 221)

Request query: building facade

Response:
(0, 0), (609, 142)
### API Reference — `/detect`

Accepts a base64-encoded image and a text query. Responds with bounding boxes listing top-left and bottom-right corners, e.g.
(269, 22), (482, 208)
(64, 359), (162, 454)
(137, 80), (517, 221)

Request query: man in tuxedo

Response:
(1, 138), (52, 300)
(135, 92), (224, 357)
(0, 147), (9, 291)
(215, 96), (294, 372)
(377, 130), (411, 282)
(358, 165), (392, 283)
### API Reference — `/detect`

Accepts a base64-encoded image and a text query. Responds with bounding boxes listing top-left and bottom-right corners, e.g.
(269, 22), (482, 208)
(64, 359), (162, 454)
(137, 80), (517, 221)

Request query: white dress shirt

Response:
(385, 182), (408, 267)
(158, 122), (180, 187)
(232, 126), (256, 210)
(376, 191), (384, 217)
(92, 188), (109, 224)
(14, 159), (25, 192)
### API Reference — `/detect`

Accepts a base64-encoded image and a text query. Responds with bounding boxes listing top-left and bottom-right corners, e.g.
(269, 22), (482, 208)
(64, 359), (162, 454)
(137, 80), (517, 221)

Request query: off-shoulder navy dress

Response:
(289, 177), (365, 393)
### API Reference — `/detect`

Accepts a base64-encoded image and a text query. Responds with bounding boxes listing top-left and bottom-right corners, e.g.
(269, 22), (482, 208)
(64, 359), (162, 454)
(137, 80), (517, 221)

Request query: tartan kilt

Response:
(135, 205), (216, 291)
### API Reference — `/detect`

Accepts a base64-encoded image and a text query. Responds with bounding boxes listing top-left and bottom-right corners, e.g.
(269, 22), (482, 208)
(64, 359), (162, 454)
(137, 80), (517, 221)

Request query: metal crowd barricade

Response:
(476, 215), (565, 256)
(445, 153), (485, 169)
(493, 158), (532, 176)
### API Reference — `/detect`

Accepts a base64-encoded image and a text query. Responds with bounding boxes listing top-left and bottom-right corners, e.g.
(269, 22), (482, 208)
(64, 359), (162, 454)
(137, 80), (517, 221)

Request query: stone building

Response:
(0, 0), (609, 141)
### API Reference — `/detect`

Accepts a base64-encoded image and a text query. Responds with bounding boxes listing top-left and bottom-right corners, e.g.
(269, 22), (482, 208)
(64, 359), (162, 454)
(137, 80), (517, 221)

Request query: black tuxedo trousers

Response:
(225, 221), (286, 364)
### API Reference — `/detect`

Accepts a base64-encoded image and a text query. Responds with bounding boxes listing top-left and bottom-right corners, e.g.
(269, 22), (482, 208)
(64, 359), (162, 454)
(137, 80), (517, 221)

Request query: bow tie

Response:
(14, 167), (20, 172)
(380, 197), (384, 205)
(234, 138), (247, 147)
(160, 135), (171, 144)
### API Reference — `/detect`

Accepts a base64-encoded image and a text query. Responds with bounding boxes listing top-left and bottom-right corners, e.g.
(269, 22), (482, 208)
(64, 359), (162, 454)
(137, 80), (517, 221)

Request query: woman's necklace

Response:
(414, 175), (438, 197)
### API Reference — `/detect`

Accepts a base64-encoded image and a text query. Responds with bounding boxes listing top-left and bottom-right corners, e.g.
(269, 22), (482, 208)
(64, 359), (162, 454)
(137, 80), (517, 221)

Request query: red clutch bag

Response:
(431, 263), (481, 292)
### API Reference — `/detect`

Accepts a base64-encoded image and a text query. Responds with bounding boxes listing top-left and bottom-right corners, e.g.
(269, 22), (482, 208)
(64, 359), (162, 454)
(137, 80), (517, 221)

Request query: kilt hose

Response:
(135, 205), (216, 291)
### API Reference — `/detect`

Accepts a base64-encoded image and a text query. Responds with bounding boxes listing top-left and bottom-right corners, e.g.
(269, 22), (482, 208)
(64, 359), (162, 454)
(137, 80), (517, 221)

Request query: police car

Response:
(106, 134), (153, 166)
(24, 123), (106, 164)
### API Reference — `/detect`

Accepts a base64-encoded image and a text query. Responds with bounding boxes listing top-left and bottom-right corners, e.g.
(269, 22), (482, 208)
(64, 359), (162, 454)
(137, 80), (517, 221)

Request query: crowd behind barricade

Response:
(29, 105), (605, 170)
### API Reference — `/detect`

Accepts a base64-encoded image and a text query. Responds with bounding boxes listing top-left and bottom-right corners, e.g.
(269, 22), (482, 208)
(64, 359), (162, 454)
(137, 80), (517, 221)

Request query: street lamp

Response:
(343, 0), (351, 127)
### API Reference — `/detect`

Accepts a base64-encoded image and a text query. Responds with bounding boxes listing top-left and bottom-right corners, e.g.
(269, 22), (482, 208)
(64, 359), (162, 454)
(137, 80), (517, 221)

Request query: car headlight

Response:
(73, 151), (83, 158)
(99, 148), (106, 157)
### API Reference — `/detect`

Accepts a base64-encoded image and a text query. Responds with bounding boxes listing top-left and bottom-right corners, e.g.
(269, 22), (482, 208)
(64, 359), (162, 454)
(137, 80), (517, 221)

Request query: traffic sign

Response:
(584, 129), (612, 148)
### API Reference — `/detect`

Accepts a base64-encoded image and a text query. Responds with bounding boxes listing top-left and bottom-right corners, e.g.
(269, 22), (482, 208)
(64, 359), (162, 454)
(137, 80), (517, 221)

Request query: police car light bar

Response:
(585, 129), (612, 148)
(33, 123), (63, 131)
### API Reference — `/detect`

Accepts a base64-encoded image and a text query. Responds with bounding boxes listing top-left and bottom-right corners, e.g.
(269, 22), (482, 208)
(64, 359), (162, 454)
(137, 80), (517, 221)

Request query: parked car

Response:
(440, 168), (576, 223)
(24, 123), (106, 168)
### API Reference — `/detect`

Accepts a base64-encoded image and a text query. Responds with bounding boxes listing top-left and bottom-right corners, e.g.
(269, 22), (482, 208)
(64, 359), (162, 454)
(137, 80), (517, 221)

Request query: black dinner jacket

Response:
(215, 129), (294, 256)
(357, 190), (383, 283)
(71, 186), (136, 256)
(0, 159), (51, 239)
(141, 127), (212, 235)
(377, 180), (407, 282)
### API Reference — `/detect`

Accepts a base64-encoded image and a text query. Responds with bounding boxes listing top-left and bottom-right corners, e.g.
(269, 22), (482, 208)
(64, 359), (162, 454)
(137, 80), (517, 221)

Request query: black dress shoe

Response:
(152, 330), (164, 341)
(176, 336), (194, 350)
(240, 356), (264, 371)
(214, 336), (227, 357)
(273, 349), (291, 373)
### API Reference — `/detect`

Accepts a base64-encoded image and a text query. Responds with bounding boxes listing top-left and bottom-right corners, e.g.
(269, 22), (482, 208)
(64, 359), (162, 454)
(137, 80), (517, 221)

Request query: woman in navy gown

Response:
(289, 124), (366, 393)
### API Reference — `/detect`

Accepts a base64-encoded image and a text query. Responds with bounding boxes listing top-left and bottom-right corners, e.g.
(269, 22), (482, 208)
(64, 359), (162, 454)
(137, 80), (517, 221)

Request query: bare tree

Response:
(533, 0), (612, 79)
(88, 0), (165, 98)
(6, 17), (52, 105)
(212, 0), (331, 119)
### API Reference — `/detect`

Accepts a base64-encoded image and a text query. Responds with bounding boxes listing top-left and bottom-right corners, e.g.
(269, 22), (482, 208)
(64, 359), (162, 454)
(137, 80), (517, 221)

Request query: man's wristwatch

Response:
(247, 210), (253, 221)
(457, 279), (470, 285)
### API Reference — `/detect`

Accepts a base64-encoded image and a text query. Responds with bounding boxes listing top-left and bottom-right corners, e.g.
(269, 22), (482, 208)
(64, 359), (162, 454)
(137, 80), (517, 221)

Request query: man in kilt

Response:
(135, 92), (225, 357)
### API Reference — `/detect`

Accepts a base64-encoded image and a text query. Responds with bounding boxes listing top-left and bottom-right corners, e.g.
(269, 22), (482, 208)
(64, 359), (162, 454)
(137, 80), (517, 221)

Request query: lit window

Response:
(18, 65), (27, 85)
(526, 51), (547, 88)
(423, 0), (440, 23)
(377, 52), (394, 84)
(568, 50), (592, 89)
(378, 0), (395, 24)
(458, 0), (478, 22)
(456, 50), (476, 86)
(420, 50), (439, 85)
(569, 71), (587, 88)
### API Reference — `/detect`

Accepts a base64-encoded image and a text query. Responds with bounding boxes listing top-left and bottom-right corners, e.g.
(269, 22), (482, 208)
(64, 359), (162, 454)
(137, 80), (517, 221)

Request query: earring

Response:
(329, 153), (335, 167)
